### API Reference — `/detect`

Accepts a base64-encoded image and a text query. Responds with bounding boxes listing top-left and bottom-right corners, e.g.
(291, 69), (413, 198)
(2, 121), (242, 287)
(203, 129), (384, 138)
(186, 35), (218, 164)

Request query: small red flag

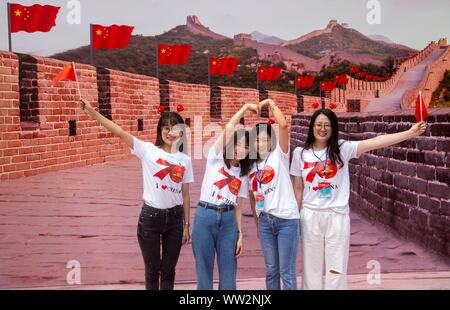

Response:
(52, 63), (76, 85)
(267, 118), (275, 125)
(350, 67), (359, 73)
(158, 44), (192, 65)
(258, 66), (282, 81)
(10, 3), (60, 33)
(329, 103), (337, 110)
(320, 81), (336, 92)
(312, 102), (320, 109)
(296, 75), (315, 88)
(92, 24), (134, 50)
(415, 92), (428, 123)
(210, 57), (238, 75)
(358, 72), (367, 78)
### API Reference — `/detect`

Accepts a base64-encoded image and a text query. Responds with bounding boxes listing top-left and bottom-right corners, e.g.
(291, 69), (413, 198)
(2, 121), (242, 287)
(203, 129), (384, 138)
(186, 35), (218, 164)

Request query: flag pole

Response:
(7, 2), (12, 52)
(89, 24), (94, 66)
(156, 45), (159, 79)
(72, 62), (82, 99)
(257, 67), (260, 91)
(208, 58), (211, 87)
(295, 74), (297, 93)
(419, 90), (423, 122)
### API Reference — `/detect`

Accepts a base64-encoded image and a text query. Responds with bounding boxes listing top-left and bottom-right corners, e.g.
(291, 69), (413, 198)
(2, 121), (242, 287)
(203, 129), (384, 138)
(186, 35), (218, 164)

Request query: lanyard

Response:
(312, 147), (328, 179)
(255, 153), (271, 190)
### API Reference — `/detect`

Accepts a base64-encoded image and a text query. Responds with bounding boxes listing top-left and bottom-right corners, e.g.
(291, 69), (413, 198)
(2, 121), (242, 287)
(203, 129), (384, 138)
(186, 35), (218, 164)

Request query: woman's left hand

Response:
(182, 226), (190, 245)
(409, 121), (426, 137)
(235, 234), (243, 258)
(258, 99), (275, 109)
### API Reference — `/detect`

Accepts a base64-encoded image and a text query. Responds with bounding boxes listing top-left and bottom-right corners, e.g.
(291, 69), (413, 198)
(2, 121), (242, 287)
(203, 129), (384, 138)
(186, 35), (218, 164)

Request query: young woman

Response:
(191, 103), (257, 290)
(78, 98), (194, 290)
(290, 108), (426, 290)
(248, 99), (300, 290)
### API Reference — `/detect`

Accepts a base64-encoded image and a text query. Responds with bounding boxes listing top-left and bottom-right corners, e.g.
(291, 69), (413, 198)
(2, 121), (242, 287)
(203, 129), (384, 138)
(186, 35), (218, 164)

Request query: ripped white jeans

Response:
(300, 207), (350, 290)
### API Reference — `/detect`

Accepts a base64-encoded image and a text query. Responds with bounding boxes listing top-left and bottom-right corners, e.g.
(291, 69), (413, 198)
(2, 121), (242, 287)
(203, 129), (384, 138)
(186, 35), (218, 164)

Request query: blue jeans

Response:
(192, 205), (238, 290)
(259, 212), (300, 290)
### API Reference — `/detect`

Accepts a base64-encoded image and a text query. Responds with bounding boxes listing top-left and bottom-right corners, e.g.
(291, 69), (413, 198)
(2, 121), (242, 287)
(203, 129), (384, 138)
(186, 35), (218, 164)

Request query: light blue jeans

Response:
(192, 205), (238, 290)
(259, 212), (300, 290)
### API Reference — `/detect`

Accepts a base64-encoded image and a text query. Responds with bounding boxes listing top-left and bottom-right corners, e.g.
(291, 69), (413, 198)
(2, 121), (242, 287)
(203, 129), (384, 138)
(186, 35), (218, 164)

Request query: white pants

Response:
(300, 207), (350, 290)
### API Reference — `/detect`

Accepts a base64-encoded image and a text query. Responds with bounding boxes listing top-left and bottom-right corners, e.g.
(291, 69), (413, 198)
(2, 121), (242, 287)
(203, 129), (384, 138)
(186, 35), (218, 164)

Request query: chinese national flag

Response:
(320, 81), (336, 92)
(158, 44), (192, 65)
(258, 66), (281, 81)
(52, 63), (76, 85)
(296, 75), (315, 88)
(335, 75), (349, 85)
(9, 3), (60, 33)
(415, 93), (428, 123)
(209, 57), (238, 75)
(91, 24), (134, 49)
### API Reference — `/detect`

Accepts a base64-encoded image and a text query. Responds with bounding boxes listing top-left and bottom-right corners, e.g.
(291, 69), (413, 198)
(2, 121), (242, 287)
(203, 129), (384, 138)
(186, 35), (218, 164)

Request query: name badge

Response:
(318, 182), (332, 199)
(255, 191), (265, 212)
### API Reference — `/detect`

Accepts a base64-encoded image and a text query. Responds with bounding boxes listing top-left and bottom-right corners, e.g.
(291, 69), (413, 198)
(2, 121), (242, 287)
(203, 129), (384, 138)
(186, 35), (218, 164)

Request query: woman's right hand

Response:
(244, 103), (259, 115)
(78, 98), (93, 112)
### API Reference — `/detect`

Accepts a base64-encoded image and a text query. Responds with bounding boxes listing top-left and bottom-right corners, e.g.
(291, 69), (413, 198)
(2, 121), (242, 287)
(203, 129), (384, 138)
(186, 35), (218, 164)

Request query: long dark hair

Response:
(249, 123), (277, 161)
(155, 112), (187, 153)
(302, 108), (344, 167)
(223, 129), (253, 177)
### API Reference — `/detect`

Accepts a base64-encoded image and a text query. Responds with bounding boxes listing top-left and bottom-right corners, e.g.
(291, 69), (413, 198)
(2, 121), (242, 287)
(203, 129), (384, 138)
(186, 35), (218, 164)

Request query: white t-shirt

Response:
(199, 147), (249, 206)
(248, 144), (300, 220)
(131, 136), (194, 209)
(290, 139), (360, 214)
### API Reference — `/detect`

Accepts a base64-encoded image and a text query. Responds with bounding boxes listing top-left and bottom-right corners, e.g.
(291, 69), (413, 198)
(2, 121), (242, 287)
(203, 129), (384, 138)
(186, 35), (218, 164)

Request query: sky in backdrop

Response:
(1, 0), (449, 56)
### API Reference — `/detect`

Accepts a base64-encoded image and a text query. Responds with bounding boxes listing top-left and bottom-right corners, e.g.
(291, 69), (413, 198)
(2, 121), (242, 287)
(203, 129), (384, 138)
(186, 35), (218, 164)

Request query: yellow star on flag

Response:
(15, 10), (21, 16)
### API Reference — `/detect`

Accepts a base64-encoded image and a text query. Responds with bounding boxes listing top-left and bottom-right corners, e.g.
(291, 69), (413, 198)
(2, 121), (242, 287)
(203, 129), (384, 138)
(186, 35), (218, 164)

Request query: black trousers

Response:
(137, 203), (183, 290)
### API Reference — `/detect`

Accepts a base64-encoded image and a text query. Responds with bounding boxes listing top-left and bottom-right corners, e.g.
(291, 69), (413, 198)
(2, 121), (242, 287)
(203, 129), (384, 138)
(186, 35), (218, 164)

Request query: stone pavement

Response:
(1, 157), (449, 290)
(365, 48), (447, 112)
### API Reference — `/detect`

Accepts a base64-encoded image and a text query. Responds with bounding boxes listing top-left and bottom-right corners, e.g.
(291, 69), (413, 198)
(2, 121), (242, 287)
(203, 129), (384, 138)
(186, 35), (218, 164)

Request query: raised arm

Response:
(213, 103), (258, 154)
(357, 121), (426, 157)
(78, 98), (134, 149)
(259, 99), (289, 153)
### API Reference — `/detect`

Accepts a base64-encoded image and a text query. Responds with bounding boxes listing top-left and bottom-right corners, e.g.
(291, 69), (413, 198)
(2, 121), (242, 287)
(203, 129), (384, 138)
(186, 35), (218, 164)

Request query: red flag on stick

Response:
(258, 66), (282, 81)
(10, 3), (60, 33)
(158, 44), (192, 65)
(350, 67), (359, 73)
(415, 91), (428, 123)
(210, 57), (238, 75)
(52, 63), (76, 84)
(91, 24), (134, 49)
